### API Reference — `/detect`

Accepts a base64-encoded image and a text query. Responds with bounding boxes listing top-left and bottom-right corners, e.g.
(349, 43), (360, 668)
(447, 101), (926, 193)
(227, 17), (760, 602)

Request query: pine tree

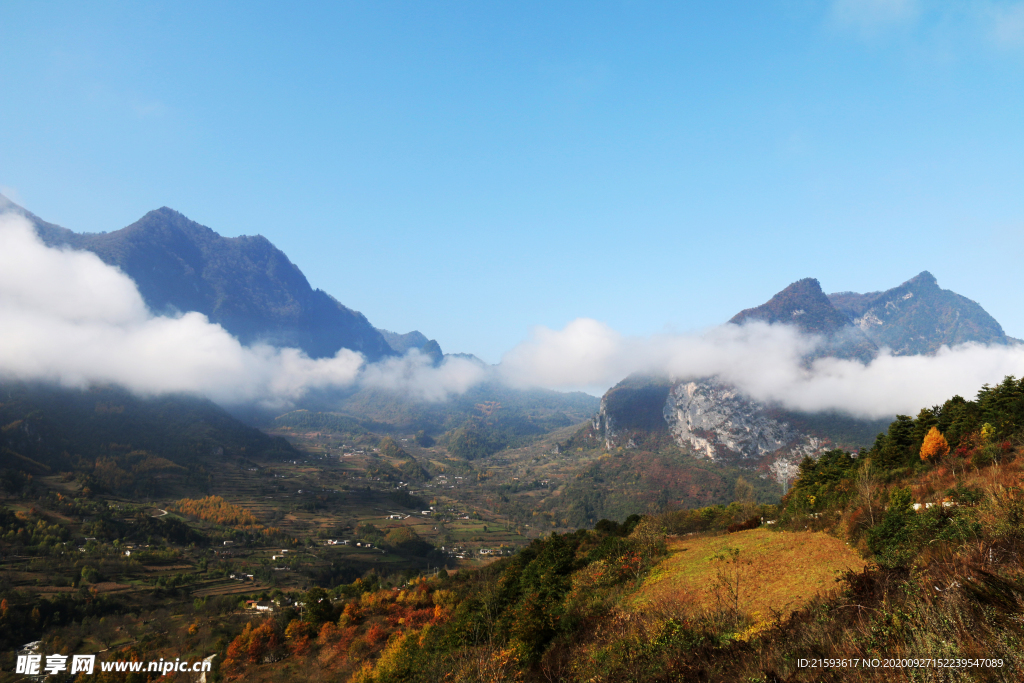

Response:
(920, 425), (949, 461)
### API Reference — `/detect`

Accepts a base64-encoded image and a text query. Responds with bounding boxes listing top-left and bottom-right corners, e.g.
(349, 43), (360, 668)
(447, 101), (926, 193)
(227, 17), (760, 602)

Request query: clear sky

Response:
(2, 1), (1022, 363)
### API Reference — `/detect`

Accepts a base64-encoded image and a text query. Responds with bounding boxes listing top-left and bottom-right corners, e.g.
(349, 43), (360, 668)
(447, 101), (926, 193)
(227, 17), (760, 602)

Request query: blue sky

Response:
(2, 1), (1023, 363)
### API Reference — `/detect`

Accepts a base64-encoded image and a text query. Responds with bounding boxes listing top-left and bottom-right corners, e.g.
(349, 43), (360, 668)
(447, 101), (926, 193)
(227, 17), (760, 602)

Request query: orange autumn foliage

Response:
(920, 425), (950, 462)
(169, 495), (260, 527)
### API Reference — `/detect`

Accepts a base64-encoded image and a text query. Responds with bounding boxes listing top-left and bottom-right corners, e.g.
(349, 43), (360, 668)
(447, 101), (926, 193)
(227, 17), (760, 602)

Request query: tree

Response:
(733, 477), (756, 506)
(303, 586), (334, 626)
(855, 459), (879, 525)
(877, 415), (915, 470)
(867, 487), (917, 568)
(247, 619), (281, 663)
(920, 425), (949, 462)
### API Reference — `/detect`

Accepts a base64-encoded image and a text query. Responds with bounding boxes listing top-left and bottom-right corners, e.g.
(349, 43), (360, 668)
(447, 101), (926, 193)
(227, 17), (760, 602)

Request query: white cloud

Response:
(498, 317), (1024, 419)
(360, 350), (491, 402)
(4, 207), (1022, 419)
(988, 1), (1024, 47)
(0, 212), (364, 407)
(828, 0), (1024, 52)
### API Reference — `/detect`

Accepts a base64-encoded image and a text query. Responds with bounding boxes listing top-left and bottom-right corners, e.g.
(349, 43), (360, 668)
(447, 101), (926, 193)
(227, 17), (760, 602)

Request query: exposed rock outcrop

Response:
(595, 272), (1014, 484)
(663, 378), (821, 464)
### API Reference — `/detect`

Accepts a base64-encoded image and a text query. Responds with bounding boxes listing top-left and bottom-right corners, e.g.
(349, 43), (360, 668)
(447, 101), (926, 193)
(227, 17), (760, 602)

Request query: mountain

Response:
(378, 329), (444, 364)
(730, 277), (854, 335)
(729, 277), (878, 361)
(2, 195), (394, 361)
(827, 271), (1011, 355)
(594, 272), (1014, 479)
(296, 380), (600, 437)
(0, 379), (296, 495)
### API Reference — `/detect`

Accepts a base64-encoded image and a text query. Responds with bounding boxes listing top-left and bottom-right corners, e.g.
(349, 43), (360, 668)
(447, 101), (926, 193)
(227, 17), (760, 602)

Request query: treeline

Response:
(867, 375), (1023, 477)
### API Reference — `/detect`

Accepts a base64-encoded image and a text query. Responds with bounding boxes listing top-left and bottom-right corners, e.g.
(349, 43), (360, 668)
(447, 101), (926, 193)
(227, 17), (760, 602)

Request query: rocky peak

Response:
(905, 270), (938, 289)
(729, 277), (852, 336)
(840, 272), (1008, 356)
(9, 196), (395, 361)
(731, 277), (878, 362)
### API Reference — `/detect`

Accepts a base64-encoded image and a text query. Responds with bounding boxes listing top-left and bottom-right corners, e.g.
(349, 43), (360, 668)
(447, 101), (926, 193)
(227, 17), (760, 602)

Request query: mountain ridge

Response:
(595, 271), (1016, 479)
(2, 196), (395, 361)
(829, 270), (1010, 355)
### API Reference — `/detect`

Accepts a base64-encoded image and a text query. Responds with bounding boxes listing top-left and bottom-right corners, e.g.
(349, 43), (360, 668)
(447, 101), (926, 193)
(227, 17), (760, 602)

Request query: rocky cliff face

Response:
(663, 379), (821, 464)
(596, 272), (1014, 483)
(595, 376), (822, 484)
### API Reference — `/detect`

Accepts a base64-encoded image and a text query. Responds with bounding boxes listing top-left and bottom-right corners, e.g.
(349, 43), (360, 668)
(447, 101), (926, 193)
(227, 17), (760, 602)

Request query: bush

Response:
(867, 488), (917, 568)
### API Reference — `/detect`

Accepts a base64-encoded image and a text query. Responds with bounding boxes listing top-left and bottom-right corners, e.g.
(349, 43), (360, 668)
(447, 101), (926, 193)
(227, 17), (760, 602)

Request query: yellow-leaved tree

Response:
(920, 425), (949, 462)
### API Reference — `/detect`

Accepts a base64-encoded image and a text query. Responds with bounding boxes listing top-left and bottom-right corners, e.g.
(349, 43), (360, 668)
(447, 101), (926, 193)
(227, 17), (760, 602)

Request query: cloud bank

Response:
(0, 212), (481, 407)
(498, 319), (1024, 418)
(2, 209), (1023, 418)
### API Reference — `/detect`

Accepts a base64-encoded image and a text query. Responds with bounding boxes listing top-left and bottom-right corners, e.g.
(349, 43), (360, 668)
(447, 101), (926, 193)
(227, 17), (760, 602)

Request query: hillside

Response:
(248, 375), (1024, 682)
(2, 372), (1023, 681)
(0, 380), (296, 496)
(632, 528), (867, 622)
(1, 195), (394, 361)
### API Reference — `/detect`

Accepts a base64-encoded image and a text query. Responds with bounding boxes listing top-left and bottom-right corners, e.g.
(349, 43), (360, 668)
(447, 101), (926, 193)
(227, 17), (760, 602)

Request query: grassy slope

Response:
(633, 528), (866, 621)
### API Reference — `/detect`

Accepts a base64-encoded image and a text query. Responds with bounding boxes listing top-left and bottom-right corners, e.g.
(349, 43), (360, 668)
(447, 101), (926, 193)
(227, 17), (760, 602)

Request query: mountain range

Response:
(731, 271), (1013, 358)
(2, 195), (403, 361)
(3, 193), (1016, 481)
(595, 271), (1017, 480)
(0, 195), (595, 434)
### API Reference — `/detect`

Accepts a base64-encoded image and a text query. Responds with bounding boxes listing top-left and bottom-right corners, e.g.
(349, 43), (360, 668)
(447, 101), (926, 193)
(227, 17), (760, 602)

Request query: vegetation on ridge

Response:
(3, 376), (1024, 681)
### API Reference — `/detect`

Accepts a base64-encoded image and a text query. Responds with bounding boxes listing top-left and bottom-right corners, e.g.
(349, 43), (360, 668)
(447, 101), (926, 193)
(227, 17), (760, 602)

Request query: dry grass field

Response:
(633, 528), (867, 622)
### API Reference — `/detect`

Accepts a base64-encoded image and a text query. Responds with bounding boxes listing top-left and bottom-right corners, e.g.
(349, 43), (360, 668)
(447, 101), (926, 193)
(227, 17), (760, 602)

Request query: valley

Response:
(1, 197), (1023, 681)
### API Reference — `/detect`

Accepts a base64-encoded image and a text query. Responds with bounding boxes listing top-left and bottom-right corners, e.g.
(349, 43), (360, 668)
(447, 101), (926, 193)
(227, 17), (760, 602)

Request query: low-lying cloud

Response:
(2, 209), (1023, 417)
(498, 318), (1024, 418)
(0, 212), (480, 407)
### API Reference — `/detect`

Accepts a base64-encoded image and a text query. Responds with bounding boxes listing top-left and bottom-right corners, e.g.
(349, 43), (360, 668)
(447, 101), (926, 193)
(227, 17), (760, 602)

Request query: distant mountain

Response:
(296, 380), (600, 436)
(378, 329), (444, 364)
(827, 271), (1011, 355)
(594, 272), (1015, 480)
(730, 278), (877, 362)
(2, 195), (394, 361)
